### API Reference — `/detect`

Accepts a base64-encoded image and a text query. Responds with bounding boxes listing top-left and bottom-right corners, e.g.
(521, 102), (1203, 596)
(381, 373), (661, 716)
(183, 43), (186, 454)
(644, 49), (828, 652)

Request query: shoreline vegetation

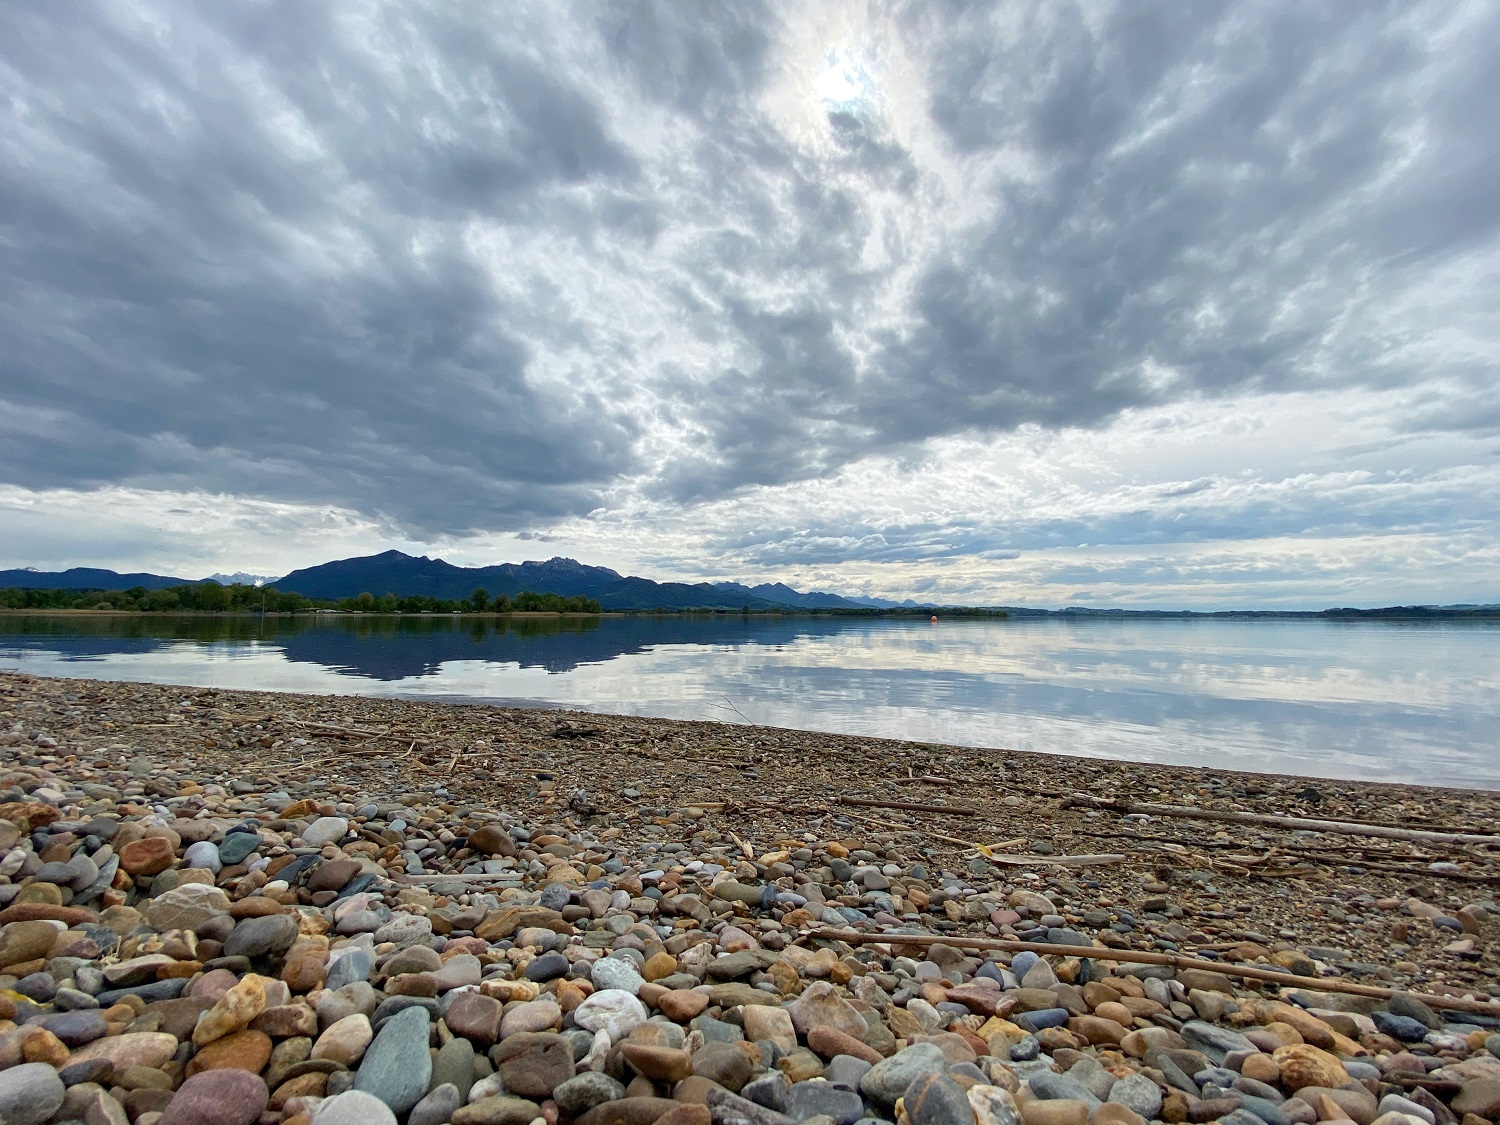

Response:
(0, 582), (1006, 618)
(3, 583), (1499, 619)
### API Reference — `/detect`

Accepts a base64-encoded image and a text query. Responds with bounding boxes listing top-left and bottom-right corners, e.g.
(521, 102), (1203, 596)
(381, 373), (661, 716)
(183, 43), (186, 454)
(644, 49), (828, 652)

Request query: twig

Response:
(840, 797), (978, 817)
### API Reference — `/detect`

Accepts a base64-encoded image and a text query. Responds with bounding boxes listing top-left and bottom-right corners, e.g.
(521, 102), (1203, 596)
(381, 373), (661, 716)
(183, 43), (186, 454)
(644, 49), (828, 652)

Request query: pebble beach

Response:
(1, 671), (1499, 1125)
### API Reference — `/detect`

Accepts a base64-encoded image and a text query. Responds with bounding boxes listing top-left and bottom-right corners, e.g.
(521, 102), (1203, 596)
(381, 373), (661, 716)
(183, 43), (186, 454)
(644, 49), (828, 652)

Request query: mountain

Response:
(208, 572), (275, 586)
(0, 566), (193, 591)
(273, 550), (805, 610)
(710, 580), (897, 610)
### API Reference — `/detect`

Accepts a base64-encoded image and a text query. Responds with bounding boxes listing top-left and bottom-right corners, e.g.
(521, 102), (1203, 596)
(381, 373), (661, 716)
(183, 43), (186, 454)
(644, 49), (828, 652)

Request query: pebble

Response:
(353, 1005), (431, 1114)
(314, 1090), (399, 1125)
(0, 1062), (66, 1125)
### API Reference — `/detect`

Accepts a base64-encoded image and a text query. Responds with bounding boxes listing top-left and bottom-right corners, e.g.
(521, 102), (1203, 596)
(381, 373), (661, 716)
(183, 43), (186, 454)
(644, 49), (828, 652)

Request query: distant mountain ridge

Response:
(8, 554), (1495, 616)
(0, 552), (900, 611)
(274, 551), (895, 610)
(0, 566), (192, 592)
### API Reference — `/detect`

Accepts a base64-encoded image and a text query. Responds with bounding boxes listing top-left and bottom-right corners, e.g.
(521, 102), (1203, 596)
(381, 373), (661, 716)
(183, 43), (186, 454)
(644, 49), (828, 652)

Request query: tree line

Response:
(0, 583), (601, 615)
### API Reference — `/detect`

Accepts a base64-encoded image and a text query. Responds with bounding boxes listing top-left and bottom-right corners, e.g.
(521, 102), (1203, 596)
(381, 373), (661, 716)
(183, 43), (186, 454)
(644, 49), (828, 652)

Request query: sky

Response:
(1, 1), (1498, 609)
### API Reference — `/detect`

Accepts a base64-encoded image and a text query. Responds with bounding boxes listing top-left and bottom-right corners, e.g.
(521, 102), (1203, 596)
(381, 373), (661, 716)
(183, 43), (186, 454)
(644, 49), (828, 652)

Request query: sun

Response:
(814, 52), (873, 111)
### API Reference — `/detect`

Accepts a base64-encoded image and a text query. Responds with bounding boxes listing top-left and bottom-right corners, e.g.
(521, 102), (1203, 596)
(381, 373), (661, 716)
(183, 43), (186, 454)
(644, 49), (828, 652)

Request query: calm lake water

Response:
(1, 613), (1496, 789)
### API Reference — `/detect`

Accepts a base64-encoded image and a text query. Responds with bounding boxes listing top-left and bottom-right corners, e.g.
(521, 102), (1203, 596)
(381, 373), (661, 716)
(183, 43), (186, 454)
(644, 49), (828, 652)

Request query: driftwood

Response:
(840, 797), (977, 817)
(1062, 796), (1500, 847)
(807, 929), (1500, 1016)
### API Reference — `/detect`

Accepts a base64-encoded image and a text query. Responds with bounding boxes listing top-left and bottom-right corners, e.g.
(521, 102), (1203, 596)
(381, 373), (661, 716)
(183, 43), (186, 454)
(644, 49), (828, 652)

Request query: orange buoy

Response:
(930, 615), (938, 622)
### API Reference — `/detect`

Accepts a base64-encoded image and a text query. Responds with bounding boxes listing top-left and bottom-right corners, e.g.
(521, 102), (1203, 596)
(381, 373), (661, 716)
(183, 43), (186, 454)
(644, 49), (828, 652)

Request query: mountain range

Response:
(0, 551), (915, 611)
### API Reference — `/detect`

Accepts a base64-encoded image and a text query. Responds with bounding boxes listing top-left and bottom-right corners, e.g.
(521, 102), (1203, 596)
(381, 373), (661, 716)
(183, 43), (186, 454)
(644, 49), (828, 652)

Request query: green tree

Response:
(470, 587), (491, 612)
(356, 592), (375, 611)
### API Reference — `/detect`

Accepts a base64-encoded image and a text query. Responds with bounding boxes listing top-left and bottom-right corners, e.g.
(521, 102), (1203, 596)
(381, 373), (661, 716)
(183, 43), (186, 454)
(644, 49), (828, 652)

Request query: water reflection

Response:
(1, 614), (1495, 788)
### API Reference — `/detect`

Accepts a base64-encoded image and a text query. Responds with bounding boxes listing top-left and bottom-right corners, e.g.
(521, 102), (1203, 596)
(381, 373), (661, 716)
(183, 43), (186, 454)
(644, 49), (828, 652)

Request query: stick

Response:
(806, 930), (1500, 1017)
(984, 853), (1127, 867)
(402, 872), (522, 883)
(840, 797), (977, 817)
(1064, 797), (1500, 846)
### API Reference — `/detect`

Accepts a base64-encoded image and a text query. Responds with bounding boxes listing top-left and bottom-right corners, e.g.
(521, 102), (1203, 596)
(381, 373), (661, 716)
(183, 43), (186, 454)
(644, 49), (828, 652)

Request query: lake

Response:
(1, 613), (1496, 789)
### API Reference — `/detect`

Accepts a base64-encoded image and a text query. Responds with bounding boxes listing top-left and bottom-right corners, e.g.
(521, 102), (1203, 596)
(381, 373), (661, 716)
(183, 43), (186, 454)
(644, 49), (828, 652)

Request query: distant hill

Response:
(0, 566), (192, 591)
(710, 580), (902, 609)
(272, 550), (878, 611)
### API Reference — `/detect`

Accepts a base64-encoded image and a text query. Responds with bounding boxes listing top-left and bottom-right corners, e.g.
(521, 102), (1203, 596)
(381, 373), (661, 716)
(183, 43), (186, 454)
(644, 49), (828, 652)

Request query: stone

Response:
(1273, 1045), (1349, 1091)
(554, 1072), (629, 1116)
(406, 1084), (462, 1125)
(1372, 1013), (1430, 1043)
(446, 990), (505, 1046)
(353, 1005), (432, 1115)
(468, 825), (518, 856)
(656, 1106), (713, 1125)
(1386, 994), (1441, 1031)
(743, 1005), (798, 1053)
(214, 832), (259, 866)
(187, 1029), (273, 1075)
(309, 859), (362, 893)
(622, 1043), (694, 1083)
(808, 1026), (883, 1065)
(1181, 1021), (1256, 1065)
(119, 836), (176, 875)
(373, 913), (433, 947)
(743, 1073), (791, 1113)
(1027, 1073), (1100, 1111)
(0, 920), (59, 969)
(148, 883), (231, 931)
(494, 1031), (576, 1099)
(861, 1043), (948, 1107)
(1092, 1107), (1146, 1125)
(313, 1090), (399, 1125)
(33, 1008), (109, 1046)
(159, 1069), (270, 1125)
(1019, 1103), (1088, 1125)
(70, 1031), (179, 1069)
(195, 973), (267, 1046)
(969, 1086), (1023, 1125)
(432, 1036), (476, 1102)
(0, 1062), (67, 1125)
(526, 950), (571, 981)
(592, 956), (646, 995)
(312, 1013), (373, 1066)
(785, 1082), (865, 1125)
(575, 989), (649, 1039)
(302, 817), (350, 847)
(703, 1089), (798, 1125)
(184, 840), (223, 872)
(499, 996), (562, 1038)
(326, 948), (373, 990)
(1452, 1080), (1500, 1119)
(789, 981), (868, 1041)
(1106, 1074), (1162, 1119)
(657, 990), (711, 1022)
(906, 1073), (978, 1125)
(692, 1041), (753, 1091)
(454, 1096), (546, 1125)
(1376, 1096), (1435, 1125)
(223, 914), (298, 959)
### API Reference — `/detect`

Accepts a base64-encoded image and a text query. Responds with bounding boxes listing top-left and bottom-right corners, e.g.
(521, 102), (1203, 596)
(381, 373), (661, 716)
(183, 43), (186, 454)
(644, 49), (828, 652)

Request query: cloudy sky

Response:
(2, 1), (1497, 608)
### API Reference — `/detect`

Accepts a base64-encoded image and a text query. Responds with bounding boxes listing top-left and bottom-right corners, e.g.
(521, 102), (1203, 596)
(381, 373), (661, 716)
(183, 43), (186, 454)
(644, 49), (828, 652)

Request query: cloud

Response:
(0, 1), (1498, 603)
